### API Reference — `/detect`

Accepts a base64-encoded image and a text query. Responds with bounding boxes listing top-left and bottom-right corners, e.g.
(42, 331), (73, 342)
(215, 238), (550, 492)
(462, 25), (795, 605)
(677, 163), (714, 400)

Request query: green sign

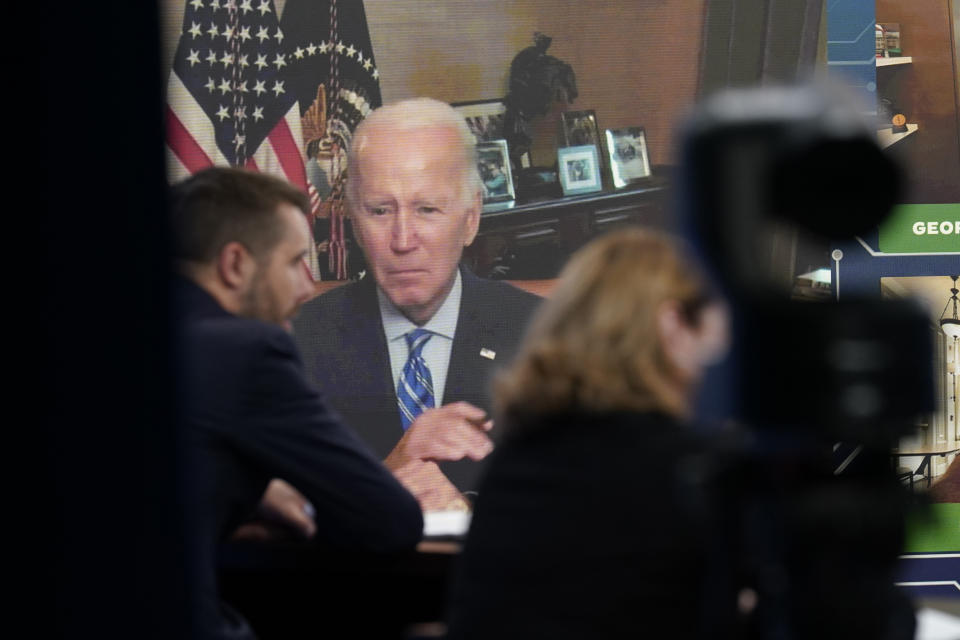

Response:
(878, 204), (960, 253)
(904, 503), (960, 553)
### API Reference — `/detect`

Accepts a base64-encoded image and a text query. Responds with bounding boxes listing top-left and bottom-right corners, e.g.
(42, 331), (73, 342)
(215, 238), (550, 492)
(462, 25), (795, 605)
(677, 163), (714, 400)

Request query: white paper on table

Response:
(422, 510), (472, 537)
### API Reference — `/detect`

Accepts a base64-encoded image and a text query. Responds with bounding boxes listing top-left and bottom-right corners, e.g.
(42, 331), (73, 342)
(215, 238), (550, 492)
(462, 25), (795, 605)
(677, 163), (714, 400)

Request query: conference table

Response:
(218, 533), (463, 638)
(890, 443), (960, 489)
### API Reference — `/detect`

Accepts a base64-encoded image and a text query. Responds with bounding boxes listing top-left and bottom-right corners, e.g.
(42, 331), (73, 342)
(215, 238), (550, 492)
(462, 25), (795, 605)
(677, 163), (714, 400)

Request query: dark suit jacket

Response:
(445, 411), (712, 639)
(293, 266), (541, 493)
(176, 278), (422, 639)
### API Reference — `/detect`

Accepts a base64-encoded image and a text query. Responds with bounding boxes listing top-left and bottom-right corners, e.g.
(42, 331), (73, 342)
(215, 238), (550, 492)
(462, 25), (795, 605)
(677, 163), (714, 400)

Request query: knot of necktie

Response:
(405, 328), (433, 359)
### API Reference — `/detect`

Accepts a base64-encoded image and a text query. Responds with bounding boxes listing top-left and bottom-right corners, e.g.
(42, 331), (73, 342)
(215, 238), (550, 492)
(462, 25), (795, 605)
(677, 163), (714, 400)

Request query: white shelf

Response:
(877, 124), (919, 148)
(876, 56), (913, 67)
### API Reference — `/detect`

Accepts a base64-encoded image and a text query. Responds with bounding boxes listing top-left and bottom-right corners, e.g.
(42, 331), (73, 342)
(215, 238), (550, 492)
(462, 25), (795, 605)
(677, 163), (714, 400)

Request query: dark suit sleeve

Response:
(221, 325), (422, 552)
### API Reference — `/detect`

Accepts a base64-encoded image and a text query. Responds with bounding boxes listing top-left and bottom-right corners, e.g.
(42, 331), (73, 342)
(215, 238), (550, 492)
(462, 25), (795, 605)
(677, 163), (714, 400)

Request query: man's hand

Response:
(385, 401), (494, 470)
(383, 402), (492, 511)
(253, 478), (317, 539)
(393, 460), (472, 512)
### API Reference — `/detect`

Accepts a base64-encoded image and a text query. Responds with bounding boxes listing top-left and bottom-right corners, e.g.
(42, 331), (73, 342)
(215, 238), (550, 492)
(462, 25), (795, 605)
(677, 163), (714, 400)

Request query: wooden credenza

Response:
(463, 174), (672, 280)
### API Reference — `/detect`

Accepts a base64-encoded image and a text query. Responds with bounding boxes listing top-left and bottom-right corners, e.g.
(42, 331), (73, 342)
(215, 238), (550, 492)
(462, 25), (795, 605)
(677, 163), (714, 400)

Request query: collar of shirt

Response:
(377, 269), (462, 406)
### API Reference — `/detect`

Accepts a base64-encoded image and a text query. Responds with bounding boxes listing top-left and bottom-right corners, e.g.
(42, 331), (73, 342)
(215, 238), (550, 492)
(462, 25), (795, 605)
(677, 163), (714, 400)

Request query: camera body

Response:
(679, 85), (929, 639)
(680, 84), (931, 444)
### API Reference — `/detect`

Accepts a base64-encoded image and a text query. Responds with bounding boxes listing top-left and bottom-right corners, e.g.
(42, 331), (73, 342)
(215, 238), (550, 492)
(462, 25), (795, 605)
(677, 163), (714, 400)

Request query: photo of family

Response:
(557, 144), (601, 196)
(561, 110), (600, 146)
(605, 127), (652, 188)
(476, 139), (515, 203)
(452, 99), (507, 144)
(566, 158), (589, 182)
(560, 110), (604, 171)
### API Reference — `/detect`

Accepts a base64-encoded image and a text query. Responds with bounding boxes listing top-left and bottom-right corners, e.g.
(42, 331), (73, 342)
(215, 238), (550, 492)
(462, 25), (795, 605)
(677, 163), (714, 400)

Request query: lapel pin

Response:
(480, 348), (496, 360)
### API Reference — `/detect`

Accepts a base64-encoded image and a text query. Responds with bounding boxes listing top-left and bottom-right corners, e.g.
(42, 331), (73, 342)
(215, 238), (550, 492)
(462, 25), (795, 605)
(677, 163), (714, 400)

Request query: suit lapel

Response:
(346, 276), (394, 385)
(445, 267), (498, 410)
(439, 268), (507, 490)
(335, 278), (402, 441)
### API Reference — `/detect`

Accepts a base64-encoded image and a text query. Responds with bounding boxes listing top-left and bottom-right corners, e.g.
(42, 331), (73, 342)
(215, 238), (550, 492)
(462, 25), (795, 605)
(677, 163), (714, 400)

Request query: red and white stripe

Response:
(165, 72), (322, 280)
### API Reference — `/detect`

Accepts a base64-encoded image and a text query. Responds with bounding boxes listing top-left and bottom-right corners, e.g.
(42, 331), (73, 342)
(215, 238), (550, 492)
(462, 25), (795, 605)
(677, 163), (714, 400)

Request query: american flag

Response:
(280, 0), (382, 279)
(166, 0), (380, 279)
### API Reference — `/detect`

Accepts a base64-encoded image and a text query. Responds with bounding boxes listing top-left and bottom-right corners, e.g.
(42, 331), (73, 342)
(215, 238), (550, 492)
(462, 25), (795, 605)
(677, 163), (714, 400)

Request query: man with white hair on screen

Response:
(295, 98), (541, 512)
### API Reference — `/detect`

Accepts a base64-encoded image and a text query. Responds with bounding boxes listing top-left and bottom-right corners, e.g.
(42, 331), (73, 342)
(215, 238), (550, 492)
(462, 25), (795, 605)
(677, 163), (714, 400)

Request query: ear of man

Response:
(217, 240), (259, 291)
(462, 189), (482, 248)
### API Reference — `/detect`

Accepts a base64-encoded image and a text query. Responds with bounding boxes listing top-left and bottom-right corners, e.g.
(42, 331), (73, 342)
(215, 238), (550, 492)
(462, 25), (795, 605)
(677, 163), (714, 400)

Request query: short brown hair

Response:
(496, 229), (713, 422)
(169, 167), (310, 264)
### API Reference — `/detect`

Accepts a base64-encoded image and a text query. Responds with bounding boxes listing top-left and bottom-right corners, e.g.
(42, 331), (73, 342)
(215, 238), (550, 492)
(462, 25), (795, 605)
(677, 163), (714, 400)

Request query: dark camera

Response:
(681, 84), (902, 297)
(680, 84), (931, 441)
(680, 85), (927, 639)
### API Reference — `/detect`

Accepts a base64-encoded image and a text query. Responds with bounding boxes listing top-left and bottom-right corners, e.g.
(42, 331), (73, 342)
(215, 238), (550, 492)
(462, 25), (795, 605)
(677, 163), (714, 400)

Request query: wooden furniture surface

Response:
(891, 443), (960, 457)
(219, 540), (457, 637)
(465, 175), (672, 280)
(891, 443), (960, 489)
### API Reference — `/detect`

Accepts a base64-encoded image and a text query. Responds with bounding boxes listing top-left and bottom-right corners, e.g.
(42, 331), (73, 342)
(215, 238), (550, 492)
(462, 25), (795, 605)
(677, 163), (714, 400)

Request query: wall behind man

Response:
(366, 0), (706, 167)
(161, 0), (706, 167)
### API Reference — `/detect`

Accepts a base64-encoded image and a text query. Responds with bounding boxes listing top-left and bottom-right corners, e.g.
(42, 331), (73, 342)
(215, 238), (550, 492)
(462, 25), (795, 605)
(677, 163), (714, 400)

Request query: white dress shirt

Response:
(377, 270), (462, 407)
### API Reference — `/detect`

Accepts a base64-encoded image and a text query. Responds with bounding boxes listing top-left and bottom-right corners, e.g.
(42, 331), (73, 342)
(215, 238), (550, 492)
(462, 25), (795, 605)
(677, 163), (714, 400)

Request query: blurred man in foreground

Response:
(172, 167), (422, 639)
(295, 98), (541, 511)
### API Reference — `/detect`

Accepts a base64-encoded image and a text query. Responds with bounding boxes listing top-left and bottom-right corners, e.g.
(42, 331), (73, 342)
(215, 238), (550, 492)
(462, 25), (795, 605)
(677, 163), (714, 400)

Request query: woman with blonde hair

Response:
(446, 228), (729, 639)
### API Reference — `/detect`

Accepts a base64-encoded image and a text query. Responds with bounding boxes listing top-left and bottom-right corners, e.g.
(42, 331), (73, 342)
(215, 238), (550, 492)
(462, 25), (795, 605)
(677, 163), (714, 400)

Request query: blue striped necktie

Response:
(397, 328), (435, 431)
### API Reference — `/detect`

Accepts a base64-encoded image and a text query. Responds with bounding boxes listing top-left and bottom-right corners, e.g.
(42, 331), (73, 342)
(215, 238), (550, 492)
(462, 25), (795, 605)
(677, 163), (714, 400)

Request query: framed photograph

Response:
(605, 127), (652, 188)
(557, 145), (602, 196)
(477, 139), (516, 204)
(451, 99), (507, 144)
(560, 110), (600, 146)
(560, 110), (603, 170)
